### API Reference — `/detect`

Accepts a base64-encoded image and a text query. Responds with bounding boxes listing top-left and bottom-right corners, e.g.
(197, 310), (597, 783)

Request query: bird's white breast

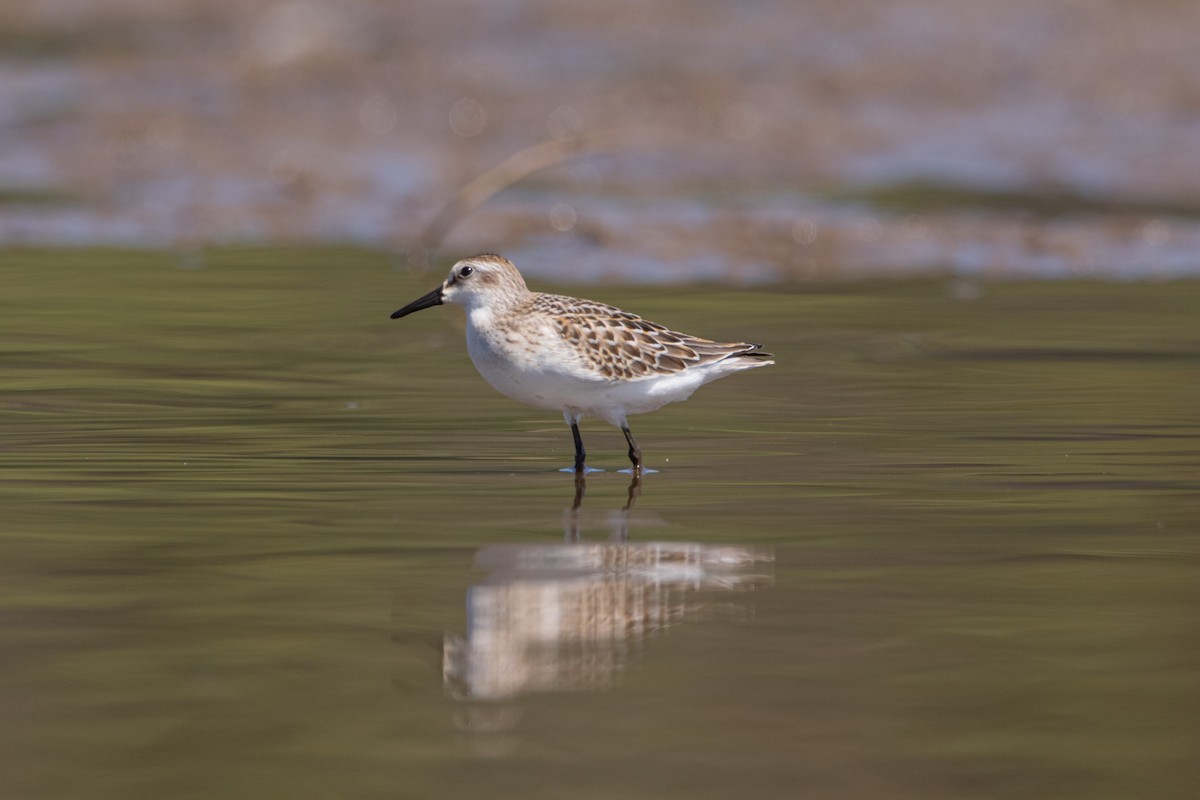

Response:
(464, 307), (587, 412)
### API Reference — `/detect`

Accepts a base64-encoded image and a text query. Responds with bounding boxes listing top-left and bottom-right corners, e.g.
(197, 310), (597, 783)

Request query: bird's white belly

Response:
(465, 323), (710, 424)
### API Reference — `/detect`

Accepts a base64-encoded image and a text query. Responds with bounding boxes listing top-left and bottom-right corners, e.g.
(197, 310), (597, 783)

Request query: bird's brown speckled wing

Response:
(532, 294), (771, 380)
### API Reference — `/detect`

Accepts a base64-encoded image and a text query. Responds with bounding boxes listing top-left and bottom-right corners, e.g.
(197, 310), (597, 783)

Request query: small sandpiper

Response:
(391, 254), (773, 473)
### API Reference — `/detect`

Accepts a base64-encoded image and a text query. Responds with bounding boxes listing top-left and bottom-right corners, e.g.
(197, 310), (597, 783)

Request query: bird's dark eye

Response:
(459, 266), (474, 278)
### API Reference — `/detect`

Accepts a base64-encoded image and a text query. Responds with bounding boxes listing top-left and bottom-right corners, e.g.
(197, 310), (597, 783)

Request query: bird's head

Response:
(390, 254), (528, 319)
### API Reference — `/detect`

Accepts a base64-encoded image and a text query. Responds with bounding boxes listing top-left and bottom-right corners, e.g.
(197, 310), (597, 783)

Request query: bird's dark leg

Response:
(622, 425), (642, 473)
(571, 421), (587, 473)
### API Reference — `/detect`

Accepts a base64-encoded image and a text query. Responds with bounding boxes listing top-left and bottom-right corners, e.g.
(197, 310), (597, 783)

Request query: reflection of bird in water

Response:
(443, 473), (773, 709)
(565, 469), (641, 542)
(390, 254), (773, 473)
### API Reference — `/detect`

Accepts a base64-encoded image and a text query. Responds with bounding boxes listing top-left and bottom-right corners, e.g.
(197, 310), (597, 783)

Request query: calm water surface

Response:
(3, 250), (1198, 799)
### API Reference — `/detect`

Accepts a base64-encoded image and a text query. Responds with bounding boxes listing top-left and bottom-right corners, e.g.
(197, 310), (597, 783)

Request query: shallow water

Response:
(3, 249), (1199, 799)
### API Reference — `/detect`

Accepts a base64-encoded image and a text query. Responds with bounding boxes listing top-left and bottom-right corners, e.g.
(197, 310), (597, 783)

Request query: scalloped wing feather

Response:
(532, 293), (772, 381)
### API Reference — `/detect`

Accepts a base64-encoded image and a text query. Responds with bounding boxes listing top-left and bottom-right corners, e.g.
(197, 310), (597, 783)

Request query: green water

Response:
(3, 249), (1198, 799)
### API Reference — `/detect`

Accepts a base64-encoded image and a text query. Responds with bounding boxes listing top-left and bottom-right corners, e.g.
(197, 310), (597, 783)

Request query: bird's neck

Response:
(463, 291), (529, 330)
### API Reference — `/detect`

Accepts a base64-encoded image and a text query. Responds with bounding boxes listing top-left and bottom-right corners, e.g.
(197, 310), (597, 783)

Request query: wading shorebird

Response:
(390, 254), (773, 473)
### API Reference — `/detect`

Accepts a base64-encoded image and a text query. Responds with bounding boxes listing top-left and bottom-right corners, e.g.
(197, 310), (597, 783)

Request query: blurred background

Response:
(4, 0), (1200, 280)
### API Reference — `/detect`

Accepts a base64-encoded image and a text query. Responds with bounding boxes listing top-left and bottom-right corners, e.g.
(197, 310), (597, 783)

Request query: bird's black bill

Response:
(390, 286), (444, 319)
